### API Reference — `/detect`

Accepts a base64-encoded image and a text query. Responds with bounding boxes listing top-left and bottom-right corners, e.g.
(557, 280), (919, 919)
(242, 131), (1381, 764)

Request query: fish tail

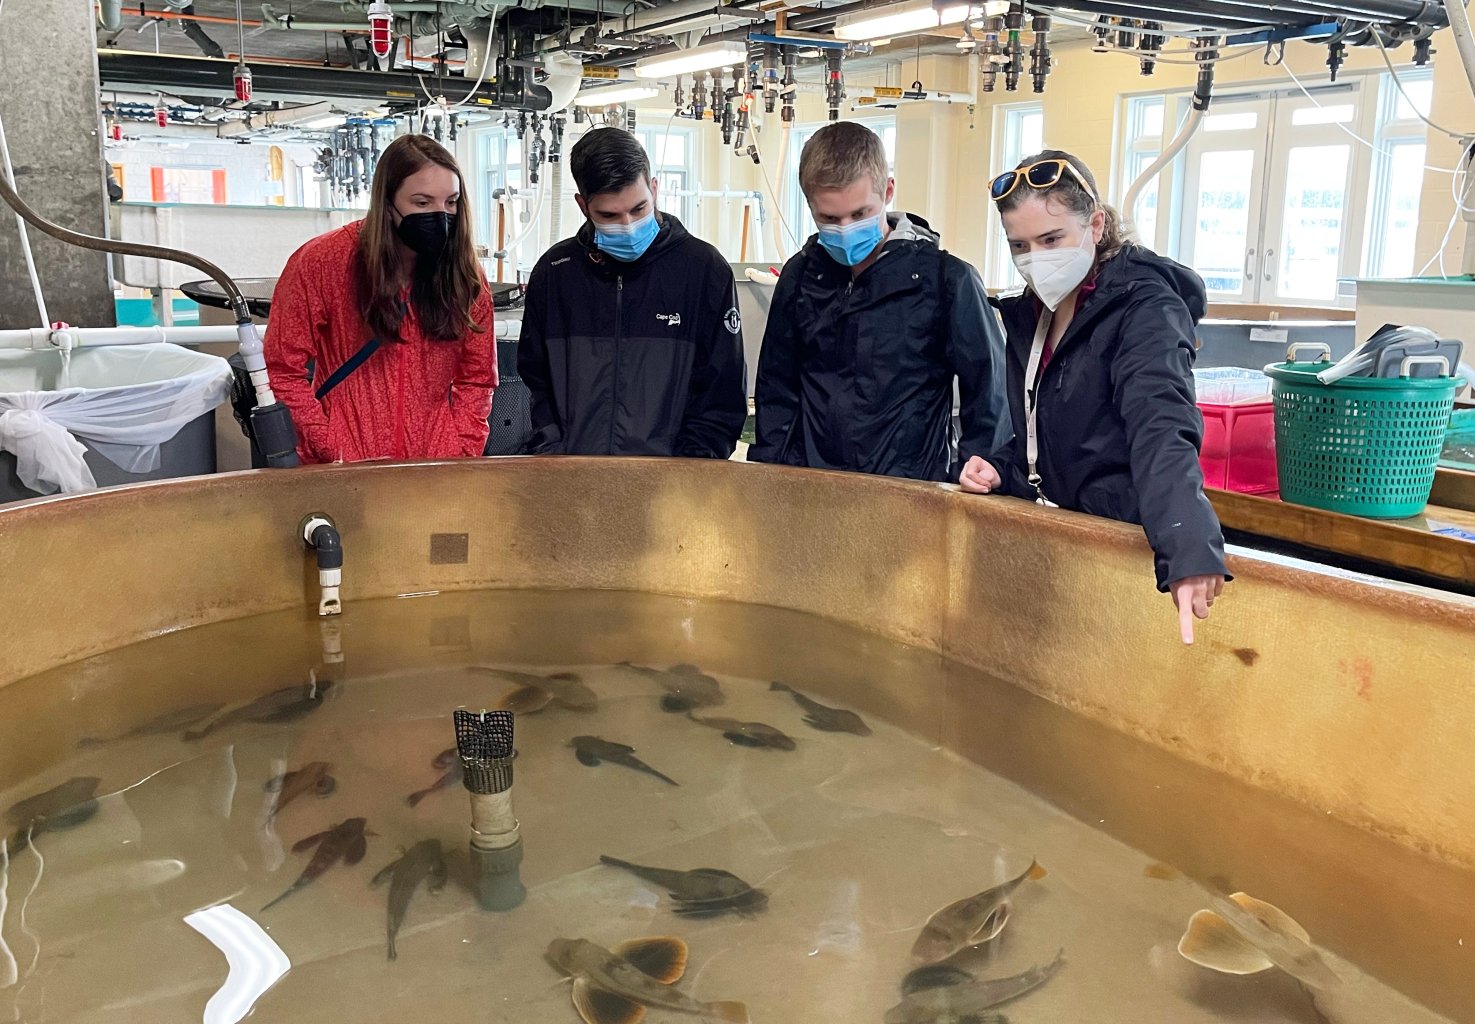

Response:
(702, 1000), (750, 1023)
(388, 935), (398, 961)
(645, 766), (680, 787)
(260, 883), (300, 912)
(405, 790), (428, 808)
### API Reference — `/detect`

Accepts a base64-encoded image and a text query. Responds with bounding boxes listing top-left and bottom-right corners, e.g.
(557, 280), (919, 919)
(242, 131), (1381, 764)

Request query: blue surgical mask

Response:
(595, 210), (659, 262)
(816, 213), (886, 267)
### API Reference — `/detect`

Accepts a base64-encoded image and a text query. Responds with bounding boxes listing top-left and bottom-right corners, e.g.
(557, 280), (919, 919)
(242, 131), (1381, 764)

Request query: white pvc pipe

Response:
(0, 324), (251, 350)
(97, 0), (124, 30)
(500, 170), (547, 269)
(0, 111), (48, 329)
(1122, 106), (1204, 237)
(1446, 0), (1475, 104)
(494, 319), (521, 340)
(769, 122), (793, 261)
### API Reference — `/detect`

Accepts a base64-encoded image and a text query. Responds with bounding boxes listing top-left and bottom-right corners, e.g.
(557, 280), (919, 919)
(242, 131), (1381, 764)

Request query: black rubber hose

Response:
(178, 5), (225, 58)
(309, 523), (343, 570)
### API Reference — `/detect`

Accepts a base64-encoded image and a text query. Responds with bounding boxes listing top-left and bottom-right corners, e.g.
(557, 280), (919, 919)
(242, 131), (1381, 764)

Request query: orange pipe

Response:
(739, 204), (751, 262)
(116, 5), (263, 27)
(496, 199), (506, 283)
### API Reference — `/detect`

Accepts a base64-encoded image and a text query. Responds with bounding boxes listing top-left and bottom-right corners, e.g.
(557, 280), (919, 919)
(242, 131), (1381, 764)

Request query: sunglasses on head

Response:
(990, 159), (1098, 203)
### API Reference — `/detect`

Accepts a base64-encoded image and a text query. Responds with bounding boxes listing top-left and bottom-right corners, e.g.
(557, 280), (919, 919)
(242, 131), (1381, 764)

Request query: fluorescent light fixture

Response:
(572, 83), (660, 106)
(298, 115), (344, 129)
(634, 40), (747, 79)
(834, 0), (972, 41)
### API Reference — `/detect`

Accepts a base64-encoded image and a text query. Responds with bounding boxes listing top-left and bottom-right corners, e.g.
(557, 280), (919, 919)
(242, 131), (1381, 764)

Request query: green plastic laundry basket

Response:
(1264, 358), (1462, 519)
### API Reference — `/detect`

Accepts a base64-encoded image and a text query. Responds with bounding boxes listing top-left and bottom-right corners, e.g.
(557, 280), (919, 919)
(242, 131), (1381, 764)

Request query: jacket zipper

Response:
(609, 274), (623, 453)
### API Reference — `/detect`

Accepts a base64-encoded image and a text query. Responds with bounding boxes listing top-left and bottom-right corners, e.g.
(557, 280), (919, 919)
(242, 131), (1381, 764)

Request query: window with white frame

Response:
(474, 128), (526, 249)
(984, 102), (1044, 291)
(784, 117), (897, 249)
(1119, 95), (1167, 252)
(634, 124), (698, 227)
(1364, 69), (1434, 279)
(1113, 68), (1433, 307)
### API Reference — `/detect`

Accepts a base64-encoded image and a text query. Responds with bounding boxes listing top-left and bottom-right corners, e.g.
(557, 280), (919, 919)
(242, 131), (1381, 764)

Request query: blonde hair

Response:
(798, 121), (889, 199)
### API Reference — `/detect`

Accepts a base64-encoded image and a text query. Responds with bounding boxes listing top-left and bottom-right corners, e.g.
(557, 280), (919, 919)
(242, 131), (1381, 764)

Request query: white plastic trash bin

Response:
(0, 343), (232, 502)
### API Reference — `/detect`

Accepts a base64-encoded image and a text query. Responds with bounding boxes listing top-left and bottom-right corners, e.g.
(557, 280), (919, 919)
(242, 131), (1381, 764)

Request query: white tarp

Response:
(0, 343), (231, 495)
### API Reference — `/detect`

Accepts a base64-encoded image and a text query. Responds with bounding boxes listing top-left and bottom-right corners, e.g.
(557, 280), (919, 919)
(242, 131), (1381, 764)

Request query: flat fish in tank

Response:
(1179, 891), (1342, 989)
(770, 681), (872, 736)
(570, 735), (679, 787)
(910, 860), (1048, 965)
(686, 713), (796, 751)
(884, 951), (1066, 1023)
(545, 935), (750, 1023)
(5, 776), (100, 851)
(372, 838), (447, 961)
(184, 680), (333, 741)
(900, 964), (977, 996)
(432, 746), (458, 770)
(618, 662), (725, 713)
(599, 855), (769, 918)
(262, 816), (371, 911)
(470, 667), (598, 712)
(264, 761), (336, 819)
(76, 701), (224, 747)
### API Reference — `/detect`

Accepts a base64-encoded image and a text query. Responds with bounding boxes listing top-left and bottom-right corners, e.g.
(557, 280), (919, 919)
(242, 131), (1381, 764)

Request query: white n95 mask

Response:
(1013, 227), (1096, 311)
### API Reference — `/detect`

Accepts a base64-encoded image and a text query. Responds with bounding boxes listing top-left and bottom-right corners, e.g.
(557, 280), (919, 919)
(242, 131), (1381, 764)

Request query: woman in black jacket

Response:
(958, 149), (1228, 644)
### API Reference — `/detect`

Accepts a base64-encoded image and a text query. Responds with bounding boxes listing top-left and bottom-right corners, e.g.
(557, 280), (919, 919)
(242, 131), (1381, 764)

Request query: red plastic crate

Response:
(1198, 400), (1278, 494)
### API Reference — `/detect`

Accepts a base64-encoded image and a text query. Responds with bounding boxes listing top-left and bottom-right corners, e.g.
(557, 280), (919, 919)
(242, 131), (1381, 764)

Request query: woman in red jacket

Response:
(266, 134), (496, 464)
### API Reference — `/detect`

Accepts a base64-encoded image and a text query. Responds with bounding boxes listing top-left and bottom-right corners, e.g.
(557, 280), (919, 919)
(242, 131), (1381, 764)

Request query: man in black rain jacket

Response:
(750, 122), (1011, 482)
(519, 127), (747, 458)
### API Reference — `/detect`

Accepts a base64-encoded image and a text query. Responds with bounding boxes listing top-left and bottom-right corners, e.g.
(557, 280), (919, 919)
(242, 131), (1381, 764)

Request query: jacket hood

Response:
(1095, 245), (1208, 322)
(886, 212), (939, 246)
(576, 211), (691, 268)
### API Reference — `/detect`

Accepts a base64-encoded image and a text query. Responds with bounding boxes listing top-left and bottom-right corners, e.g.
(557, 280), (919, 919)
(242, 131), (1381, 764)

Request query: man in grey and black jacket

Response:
(519, 127), (747, 458)
(750, 121), (1012, 482)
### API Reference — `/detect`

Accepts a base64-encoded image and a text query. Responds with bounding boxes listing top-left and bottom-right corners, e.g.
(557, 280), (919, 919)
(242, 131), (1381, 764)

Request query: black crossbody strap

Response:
(314, 335), (382, 400)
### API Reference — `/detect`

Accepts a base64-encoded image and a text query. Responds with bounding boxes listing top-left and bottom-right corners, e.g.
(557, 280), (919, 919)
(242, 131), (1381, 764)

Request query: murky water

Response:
(0, 590), (1470, 1024)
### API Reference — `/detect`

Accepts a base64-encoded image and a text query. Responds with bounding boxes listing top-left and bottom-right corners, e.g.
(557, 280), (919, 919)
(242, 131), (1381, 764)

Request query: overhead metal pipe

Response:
(1024, 0), (1447, 31)
(97, 50), (554, 108)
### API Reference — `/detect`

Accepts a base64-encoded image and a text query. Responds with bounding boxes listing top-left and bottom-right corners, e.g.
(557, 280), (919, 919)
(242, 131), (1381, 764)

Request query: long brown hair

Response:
(997, 149), (1133, 266)
(357, 134), (485, 343)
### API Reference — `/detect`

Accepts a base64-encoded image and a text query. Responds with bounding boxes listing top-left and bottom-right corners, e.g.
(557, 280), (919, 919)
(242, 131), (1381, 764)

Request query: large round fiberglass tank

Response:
(1, 459), (1472, 1024)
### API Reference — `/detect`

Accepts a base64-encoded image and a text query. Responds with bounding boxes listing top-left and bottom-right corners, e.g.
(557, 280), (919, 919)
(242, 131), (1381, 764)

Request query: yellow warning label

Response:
(582, 66), (620, 80)
(872, 86), (904, 98)
(385, 90), (415, 98)
(856, 96), (878, 106)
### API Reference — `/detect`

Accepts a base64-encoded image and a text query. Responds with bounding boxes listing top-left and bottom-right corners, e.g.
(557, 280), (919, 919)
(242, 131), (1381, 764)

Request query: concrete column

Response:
(0, 0), (115, 328)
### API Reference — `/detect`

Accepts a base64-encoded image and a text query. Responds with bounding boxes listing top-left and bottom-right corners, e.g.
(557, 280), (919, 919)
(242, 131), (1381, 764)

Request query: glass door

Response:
(1260, 83), (1368, 307)
(1178, 96), (1272, 303)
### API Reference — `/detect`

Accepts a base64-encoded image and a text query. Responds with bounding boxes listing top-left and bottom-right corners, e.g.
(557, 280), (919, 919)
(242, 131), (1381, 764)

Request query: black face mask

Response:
(395, 210), (453, 261)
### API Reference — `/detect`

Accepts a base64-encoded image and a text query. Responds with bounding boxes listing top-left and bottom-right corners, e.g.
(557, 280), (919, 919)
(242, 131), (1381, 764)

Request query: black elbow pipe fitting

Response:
(252, 402), (301, 469)
(301, 514), (343, 569)
(310, 523), (342, 571)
